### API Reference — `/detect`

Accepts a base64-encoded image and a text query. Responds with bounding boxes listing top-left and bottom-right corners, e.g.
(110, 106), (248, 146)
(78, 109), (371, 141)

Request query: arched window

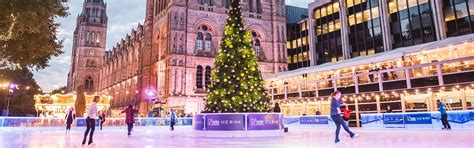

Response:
(97, 33), (101, 43)
(86, 32), (90, 42)
(205, 66), (211, 88)
(85, 76), (94, 89)
(208, 0), (213, 6)
(196, 32), (203, 50)
(256, 0), (262, 13)
(196, 65), (203, 89)
(254, 39), (261, 56)
(248, 0), (254, 12)
(205, 33), (212, 51)
(91, 61), (96, 67)
(92, 32), (96, 43)
(198, 0), (204, 4)
(86, 60), (91, 67)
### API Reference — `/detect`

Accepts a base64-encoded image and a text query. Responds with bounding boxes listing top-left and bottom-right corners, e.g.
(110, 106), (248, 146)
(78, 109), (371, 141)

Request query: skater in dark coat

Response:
(120, 104), (139, 136)
(65, 107), (76, 134)
(99, 112), (106, 130)
(330, 91), (359, 143)
(170, 109), (176, 131)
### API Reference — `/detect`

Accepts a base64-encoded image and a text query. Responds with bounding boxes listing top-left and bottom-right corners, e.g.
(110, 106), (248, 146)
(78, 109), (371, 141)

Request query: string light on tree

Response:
(204, 0), (270, 113)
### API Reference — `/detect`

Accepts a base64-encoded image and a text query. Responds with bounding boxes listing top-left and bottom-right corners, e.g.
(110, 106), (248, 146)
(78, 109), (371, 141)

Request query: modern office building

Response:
(265, 0), (474, 126)
(286, 5), (310, 70)
(306, 0), (474, 65)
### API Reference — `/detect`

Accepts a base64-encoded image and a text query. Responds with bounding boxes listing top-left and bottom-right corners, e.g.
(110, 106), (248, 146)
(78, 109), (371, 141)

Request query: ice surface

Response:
(0, 126), (473, 148)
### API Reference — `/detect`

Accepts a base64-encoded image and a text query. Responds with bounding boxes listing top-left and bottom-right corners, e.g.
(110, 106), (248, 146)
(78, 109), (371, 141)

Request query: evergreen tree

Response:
(205, 0), (270, 113)
(74, 85), (86, 117)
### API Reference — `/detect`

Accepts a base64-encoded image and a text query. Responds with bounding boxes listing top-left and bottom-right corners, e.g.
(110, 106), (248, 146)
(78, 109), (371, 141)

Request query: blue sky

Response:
(33, 0), (314, 92)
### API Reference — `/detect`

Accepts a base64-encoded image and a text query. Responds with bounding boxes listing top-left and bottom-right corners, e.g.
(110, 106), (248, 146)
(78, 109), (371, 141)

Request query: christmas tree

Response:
(205, 0), (270, 113)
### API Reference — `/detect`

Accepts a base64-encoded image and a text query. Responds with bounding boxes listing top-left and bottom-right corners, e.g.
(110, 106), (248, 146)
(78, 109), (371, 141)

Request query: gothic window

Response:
(196, 65), (203, 89)
(254, 39), (262, 56)
(198, 0), (204, 4)
(205, 66), (211, 88)
(92, 32), (96, 43)
(207, 0), (213, 6)
(97, 33), (101, 43)
(91, 60), (96, 67)
(85, 76), (94, 89)
(196, 32), (203, 50)
(86, 60), (91, 67)
(249, 0), (254, 12)
(276, 26), (280, 42)
(256, 0), (262, 13)
(205, 33), (212, 51)
(86, 32), (90, 42)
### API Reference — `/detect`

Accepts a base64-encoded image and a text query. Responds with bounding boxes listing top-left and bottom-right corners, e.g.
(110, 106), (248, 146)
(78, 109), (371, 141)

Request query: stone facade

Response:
(67, 0), (108, 93)
(74, 0), (287, 115)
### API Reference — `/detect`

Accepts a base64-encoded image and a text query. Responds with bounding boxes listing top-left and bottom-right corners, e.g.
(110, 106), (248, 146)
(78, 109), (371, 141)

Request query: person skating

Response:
(64, 107), (76, 134)
(170, 109), (176, 131)
(98, 112), (106, 130)
(120, 104), (138, 137)
(82, 96), (100, 145)
(437, 100), (451, 130)
(330, 91), (359, 143)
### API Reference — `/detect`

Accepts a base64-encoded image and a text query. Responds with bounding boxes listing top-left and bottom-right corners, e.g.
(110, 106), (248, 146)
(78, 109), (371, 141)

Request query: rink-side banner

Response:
(404, 113), (432, 124)
(193, 114), (205, 130)
(362, 110), (474, 128)
(247, 114), (281, 130)
(300, 116), (329, 124)
(205, 114), (245, 131)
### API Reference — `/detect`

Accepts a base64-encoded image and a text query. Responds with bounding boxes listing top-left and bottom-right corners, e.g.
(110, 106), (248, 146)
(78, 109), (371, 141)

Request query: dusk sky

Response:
(33, 0), (314, 92)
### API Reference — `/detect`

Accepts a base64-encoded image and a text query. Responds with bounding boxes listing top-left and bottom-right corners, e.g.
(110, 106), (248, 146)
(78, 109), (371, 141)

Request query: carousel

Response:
(34, 93), (112, 118)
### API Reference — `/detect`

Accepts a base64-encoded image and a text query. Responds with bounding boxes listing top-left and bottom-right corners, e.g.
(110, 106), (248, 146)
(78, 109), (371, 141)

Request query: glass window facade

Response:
(347, 0), (383, 58)
(287, 21), (310, 70)
(388, 0), (436, 48)
(443, 0), (474, 37)
(314, 2), (343, 64)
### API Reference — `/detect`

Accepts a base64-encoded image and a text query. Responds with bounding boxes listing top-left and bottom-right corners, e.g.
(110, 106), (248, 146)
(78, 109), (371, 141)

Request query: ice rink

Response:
(1, 126), (473, 148)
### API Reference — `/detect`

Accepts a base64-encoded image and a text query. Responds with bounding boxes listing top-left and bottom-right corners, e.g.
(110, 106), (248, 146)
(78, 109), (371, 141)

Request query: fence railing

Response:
(0, 117), (192, 127)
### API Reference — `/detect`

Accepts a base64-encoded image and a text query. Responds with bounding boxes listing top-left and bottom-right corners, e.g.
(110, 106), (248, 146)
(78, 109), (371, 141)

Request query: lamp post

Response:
(146, 88), (156, 117)
(2, 82), (16, 116)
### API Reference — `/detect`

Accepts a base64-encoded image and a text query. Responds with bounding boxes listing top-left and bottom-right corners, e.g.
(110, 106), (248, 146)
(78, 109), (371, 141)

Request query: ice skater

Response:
(120, 104), (138, 137)
(64, 107), (76, 134)
(437, 100), (451, 130)
(330, 91), (359, 143)
(99, 112), (106, 130)
(82, 96), (100, 145)
(170, 109), (176, 132)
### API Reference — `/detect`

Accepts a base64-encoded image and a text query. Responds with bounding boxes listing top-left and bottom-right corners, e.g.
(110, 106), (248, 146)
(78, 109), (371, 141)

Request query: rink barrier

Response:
(360, 110), (474, 129)
(0, 117), (193, 127)
(193, 113), (284, 137)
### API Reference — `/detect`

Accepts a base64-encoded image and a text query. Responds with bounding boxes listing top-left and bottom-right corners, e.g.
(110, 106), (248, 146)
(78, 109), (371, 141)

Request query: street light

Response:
(2, 82), (16, 116)
(145, 88), (156, 117)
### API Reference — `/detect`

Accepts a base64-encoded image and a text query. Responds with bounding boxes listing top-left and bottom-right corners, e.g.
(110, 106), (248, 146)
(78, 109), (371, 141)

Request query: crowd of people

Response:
(63, 96), (178, 146)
